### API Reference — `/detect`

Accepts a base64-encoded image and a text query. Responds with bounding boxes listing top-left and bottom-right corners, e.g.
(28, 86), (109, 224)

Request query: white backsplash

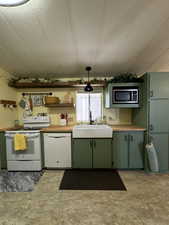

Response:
(103, 108), (132, 125)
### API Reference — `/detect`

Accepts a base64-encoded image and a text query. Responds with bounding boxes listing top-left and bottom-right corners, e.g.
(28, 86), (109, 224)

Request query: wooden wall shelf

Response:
(44, 103), (75, 108)
(0, 100), (17, 107)
(8, 81), (105, 89)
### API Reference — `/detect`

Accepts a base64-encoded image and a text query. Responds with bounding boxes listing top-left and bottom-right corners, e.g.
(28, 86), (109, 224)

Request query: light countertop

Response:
(0, 124), (146, 132)
(41, 125), (146, 132)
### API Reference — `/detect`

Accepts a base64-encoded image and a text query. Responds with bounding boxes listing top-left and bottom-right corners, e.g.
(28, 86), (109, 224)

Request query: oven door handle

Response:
(26, 134), (40, 138)
(5, 134), (40, 138)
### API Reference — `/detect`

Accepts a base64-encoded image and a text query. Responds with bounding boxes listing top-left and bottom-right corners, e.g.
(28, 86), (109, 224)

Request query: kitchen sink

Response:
(72, 124), (113, 138)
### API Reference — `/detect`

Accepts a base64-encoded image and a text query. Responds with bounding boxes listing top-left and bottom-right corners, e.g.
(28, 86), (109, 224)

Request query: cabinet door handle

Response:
(93, 140), (96, 148)
(130, 135), (133, 142)
(149, 124), (154, 131)
(125, 135), (127, 141)
(150, 90), (153, 97)
(149, 135), (153, 142)
(90, 140), (93, 148)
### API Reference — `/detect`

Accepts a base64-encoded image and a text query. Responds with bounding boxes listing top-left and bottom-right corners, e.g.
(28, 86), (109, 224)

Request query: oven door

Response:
(6, 133), (41, 161)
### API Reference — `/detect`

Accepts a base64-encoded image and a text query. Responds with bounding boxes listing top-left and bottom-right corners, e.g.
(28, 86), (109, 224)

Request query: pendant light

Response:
(0, 0), (30, 7)
(84, 66), (93, 92)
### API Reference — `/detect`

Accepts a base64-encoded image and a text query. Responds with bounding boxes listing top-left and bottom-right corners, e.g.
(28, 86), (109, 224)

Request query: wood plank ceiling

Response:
(0, 0), (169, 77)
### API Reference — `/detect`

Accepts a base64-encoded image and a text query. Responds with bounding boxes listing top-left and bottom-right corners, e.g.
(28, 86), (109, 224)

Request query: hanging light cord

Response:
(88, 69), (91, 124)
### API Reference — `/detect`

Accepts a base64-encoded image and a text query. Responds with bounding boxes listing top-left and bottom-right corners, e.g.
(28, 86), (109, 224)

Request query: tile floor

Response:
(0, 170), (169, 225)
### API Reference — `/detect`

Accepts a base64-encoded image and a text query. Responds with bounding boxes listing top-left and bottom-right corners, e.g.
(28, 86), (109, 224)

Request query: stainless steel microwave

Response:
(112, 87), (139, 104)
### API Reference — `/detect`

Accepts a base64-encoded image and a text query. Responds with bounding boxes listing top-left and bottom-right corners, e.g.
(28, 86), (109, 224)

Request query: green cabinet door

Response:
(149, 99), (169, 133)
(150, 134), (169, 172)
(93, 139), (112, 168)
(129, 132), (144, 169)
(0, 132), (6, 169)
(150, 72), (169, 98)
(113, 132), (128, 169)
(72, 139), (92, 168)
(0, 132), (2, 170)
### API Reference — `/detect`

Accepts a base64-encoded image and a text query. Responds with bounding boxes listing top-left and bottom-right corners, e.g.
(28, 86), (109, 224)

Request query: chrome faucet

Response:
(89, 111), (94, 125)
(88, 93), (94, 125)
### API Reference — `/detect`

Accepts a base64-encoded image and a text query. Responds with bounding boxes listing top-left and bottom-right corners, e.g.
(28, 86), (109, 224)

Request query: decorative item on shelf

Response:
(65, 113), (68, 126)
(67, 80), (75, 84)
(63, 92), (73, 104)
(19, 95), (27, 109)
(90, 78), (99, 84)
(44, 96), (60, 105)
(7, 76), (22, 87)
(29, 95), (33, 111)
(21, 92), (52, 107)
(0, 100), (17, 108)
(32, 78), (40, 83)
(32, 95), (44, 106)
(60, 113), (67, 126)
(14, 120), (20, 127)
(107, 72), (144, 84)
(80, 78), (85, 84)
(84, 66), (93, 92)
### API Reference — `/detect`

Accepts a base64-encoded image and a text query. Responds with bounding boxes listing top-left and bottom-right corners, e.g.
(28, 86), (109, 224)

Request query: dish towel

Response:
(14, 134), (27, 151)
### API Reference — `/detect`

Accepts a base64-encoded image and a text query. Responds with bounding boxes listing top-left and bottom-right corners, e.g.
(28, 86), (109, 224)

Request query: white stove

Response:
(5, 115), (50, 171)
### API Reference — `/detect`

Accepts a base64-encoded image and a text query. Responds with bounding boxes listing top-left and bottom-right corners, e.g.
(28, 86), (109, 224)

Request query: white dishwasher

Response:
(44, 133), (71, 168)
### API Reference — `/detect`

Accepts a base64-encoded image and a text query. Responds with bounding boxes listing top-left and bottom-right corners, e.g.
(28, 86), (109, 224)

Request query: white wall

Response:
(0, 68), (17, 128)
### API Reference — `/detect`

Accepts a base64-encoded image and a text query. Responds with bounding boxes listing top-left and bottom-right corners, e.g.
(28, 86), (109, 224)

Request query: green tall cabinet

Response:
(149, 72), (169, 99)
(113, 131), (144, 169)
(148, 72), (169, 172)
(72, 138), (112, 169)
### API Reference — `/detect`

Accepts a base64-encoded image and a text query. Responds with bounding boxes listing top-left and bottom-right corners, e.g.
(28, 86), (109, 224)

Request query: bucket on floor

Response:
(146, 142), (159, 172)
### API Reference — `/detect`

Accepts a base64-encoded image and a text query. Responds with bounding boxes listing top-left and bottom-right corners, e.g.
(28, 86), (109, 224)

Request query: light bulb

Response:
(0, 0), (30, 7)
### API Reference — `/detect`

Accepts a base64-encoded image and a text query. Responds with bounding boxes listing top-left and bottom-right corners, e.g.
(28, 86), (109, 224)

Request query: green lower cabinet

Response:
(129, 132), (144, 169)
(0, 132), (7, 169)
(72, 138), (112, 169)
(113, 132), (128, 169)
(93, 139), (112, 168)
(72, 139), (92, 168)
(113, 131), (144, 169)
